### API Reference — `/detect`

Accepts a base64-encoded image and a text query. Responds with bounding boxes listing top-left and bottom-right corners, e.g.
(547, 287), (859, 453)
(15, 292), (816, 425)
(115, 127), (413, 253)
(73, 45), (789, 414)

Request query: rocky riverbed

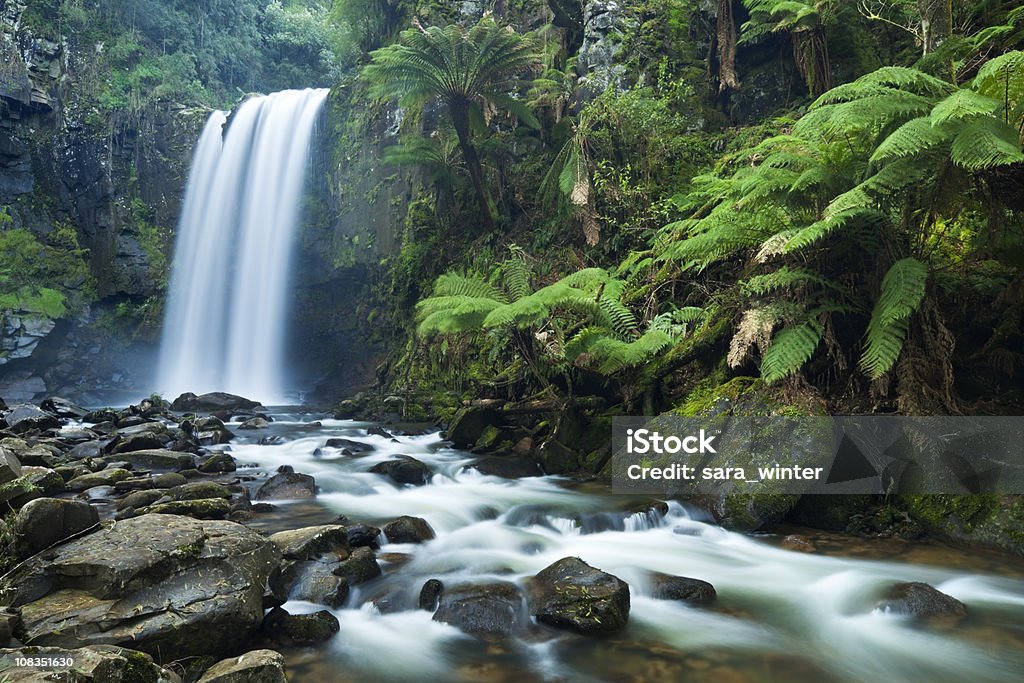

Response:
(0, 393), (1022, 682)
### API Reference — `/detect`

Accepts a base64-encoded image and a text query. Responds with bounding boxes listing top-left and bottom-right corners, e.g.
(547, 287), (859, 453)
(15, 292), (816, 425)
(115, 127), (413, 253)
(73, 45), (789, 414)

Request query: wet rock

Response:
(347, 524), (381, 549)
(528, 557), (630, 635)
(66, 468), (132, 491)
(111, 432), (170, 453)
(781, 534), (817, 553)
(4, 497), (99, 561)
(82, 409), (119, 424)
(169, 481), (231, 501)
(324, 438), (374, 455)
(255, 472), (316, 500)
(0, 447), (23, 484)
(259, 435), (286, 446)
(0, 645), (178, 682)
(445, 406), (501, 449)
(117, 489), (166, 511)
(432, 581), (525, 636)
(198, 648), (288, 683)
(332, 546), (381, 584)
(470, 456), (540, 479)
(171, 392), (261, 412)
(383, 516), (435, 544)
(419, 579), (444, 611)
(153, 472), (189, 488)
(0, 514), (279, 659)
(270, 525), (349, 561)
(535, 439), (580, 475)
(199, 452), (237, 473)
(649, 573), (716, 605)
(140, 498), (232, 519)
(369, 455), (432, 486)
(21, 465), (65, 495)
(263, 607), (339, 645)
(119, 449), (195, 472)
(876, 582), (967, 619)
(278, 560), (350, 608)
(238, 417), (270, 430)
(4, 404), (59, 434)
(40, 397), (88, 419)
(68, 439), (111, 460)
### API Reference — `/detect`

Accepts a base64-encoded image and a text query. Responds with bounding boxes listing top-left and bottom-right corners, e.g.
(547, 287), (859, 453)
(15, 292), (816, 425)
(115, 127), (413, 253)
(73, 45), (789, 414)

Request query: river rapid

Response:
(230, 410), (1024, 683)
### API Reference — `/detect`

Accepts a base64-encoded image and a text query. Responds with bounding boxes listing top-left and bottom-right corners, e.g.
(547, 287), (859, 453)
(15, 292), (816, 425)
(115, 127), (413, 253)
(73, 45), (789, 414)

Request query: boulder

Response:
(238, 417), (270, 430)
(4, 404), (59, 434)
(21, 466), (66, 495)
(470, 456), (541, 479)
(346, 524), (381, 549)
(198, 452), (237, 473)
(0, 514), (280, 659)
(383, 516), (435, 544)
(369, 455), (432, 486)
(0, 645), (177, 682)
(432, 581), (525, 636)
(168, 482), (231, 501)
(66, 468), (132, 491)
(111, 432), (171, 454)
(876, 582), (967, 619)
(528, 557), (630, 635)
(198, 649), (288, 683)
(40, 397), (89, 419)
(5, 497), (100, 561)
(171, 392), (262, 412)
(419, 579), (444, 611)
(117, 489), (166, 511)
(277, 561), (350, 608)
(255, 472), (316, 500)
(0, 447), (23, 485)
(324, 438), (374, 455)
(119, 449), (195, 472)
(332, 546), (381, 584)
(270, 525), (349, 561)
(263, 607), (339, 645)
(140, 498), (232, 520)
(649, 573), (716, 605)
(444, 407), (500, 449)
(535, 439), (579, 475)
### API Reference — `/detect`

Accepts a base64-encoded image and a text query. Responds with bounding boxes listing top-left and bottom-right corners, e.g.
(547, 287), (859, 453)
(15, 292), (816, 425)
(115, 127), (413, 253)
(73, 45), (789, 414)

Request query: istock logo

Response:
(625, 428), (717, 454)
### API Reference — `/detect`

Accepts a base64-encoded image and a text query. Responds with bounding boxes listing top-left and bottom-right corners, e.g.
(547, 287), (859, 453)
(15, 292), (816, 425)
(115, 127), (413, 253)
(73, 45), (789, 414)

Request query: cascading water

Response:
(157, 88), (329, 403)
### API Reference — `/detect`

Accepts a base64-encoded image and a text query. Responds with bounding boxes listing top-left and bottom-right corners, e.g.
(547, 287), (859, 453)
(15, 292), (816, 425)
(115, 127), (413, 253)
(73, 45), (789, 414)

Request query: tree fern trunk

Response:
(716, 0), (740, 92)
(450, 100), (497, 231)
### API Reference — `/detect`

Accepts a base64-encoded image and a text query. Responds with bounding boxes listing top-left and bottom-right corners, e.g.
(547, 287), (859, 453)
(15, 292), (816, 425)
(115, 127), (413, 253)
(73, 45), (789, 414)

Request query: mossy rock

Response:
(899, 494), (1024, 554)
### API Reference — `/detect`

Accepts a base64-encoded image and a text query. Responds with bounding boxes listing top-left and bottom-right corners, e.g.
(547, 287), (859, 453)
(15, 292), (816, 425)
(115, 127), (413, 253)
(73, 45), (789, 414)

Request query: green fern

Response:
(949, 118), (1024, 170)
(860, 258), (927, 379)
(760, 320), (824, 383)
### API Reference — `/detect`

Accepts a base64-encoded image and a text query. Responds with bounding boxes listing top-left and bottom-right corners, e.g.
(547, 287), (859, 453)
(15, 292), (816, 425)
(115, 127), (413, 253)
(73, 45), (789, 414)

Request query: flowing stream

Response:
(157, 89), (329, 402)
(229, 411), (1024, 683)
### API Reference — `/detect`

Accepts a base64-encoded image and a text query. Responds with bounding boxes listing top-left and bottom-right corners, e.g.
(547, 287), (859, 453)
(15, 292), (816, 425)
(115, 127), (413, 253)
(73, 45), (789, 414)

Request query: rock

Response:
(21, 466), (65, 495)
(117, 489), (166, 511)
(0, 447), (23, 485)
(445, 406), (500, 449)
(255, 472), (316, 500)
(199, 452), (237, 473)
(263, 607), (339, 645)
(0, 608), (17, 647)
(383, 516), (435, 544)
(168, 481), (231, 501)
(324, 438), (374, 455)
(432, 582), (525, 636)
(5, 498), (100, 560)
(528, 557), (630, 635)
(4, 404), (59, 434)
(0, 514), (280, 659)
(470, 456), (541, 479)
(238, 417), (270, 430)
(198, 649), (288, 683)
(120, 449), (195, 472)
(171, 392), (262, 412)
(876, 582), (967, 619)
(649, 573), (716, 605)
(369, 455), (432, 486)
(66, 468), (132, 491)
(535, 439), (580, 475)
(419, 579), (444, 610)
(111, 432), (170, 453)
(40, 397), (88, 419)
(332, 546), (381, 584)
(332, 399), (359, 419)
(140, 498), (232, 519)
(0, 475), (42, 509)
(83, 409), (119, 424)
(270, 525), (349, 561)
(0, 645), (177, 682)
(153, 472), (189, 488)
(347, 524), (381, 549)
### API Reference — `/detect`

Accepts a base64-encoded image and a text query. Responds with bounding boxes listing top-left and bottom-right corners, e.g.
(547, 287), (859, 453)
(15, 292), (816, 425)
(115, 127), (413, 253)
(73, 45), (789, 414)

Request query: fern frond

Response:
(760, 320), (823, 382)
(416, 296), (504, 335)
(741, 267), (831, 296)
(860, 258), (927, 379)
(870, 116), (952, 163)
(950, 118), (1024, 170)
(598, 296), (639, 337)
(930, 90), (1001, 124)
(431, 272), (508, 302)
(500, 256), (532, 301)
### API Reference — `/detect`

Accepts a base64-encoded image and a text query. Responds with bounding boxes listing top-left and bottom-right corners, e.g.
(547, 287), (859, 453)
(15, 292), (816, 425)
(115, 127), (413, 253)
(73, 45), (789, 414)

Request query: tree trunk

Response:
(917, 0), (952, 55)
(449, 100), (497, 231)
(716, 0), (740, 93)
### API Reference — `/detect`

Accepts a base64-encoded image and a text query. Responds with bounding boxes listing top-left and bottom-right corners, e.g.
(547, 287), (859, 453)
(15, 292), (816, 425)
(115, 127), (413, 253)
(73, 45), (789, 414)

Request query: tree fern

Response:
(949, 118), (1024, 170)
(860, 258), (927, 379)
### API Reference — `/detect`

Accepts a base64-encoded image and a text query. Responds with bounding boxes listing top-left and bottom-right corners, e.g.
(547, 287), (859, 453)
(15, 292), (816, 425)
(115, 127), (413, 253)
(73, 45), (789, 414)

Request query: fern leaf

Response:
(859, 258), (927, 379)
(950, 118), (1024, 170)
(431, 272), (508, 303)
(870, 116), (952, 163)
(760, 320), (823, 382)
(930, 90), (1001, 123)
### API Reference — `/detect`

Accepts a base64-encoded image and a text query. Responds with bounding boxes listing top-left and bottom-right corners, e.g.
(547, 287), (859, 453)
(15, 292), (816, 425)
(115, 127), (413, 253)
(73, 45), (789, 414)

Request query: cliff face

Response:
(1, 0), (203, 402)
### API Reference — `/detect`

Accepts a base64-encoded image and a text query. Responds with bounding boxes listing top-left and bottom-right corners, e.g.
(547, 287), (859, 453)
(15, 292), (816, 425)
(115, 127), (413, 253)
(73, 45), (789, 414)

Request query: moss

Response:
(719, 493), (799, 532)
(900, 495), (1024, 554)
(674, 376), (762, 417)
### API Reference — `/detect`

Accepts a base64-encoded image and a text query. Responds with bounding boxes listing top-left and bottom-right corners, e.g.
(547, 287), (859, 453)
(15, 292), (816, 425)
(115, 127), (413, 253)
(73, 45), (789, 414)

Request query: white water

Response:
(157, 89), (329, 403)
(232, 415), (1024, 683)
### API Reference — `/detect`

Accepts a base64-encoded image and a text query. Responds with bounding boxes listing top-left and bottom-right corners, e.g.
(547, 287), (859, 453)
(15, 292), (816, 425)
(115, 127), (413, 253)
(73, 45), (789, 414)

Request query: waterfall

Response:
(157, 88), (329, 403)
